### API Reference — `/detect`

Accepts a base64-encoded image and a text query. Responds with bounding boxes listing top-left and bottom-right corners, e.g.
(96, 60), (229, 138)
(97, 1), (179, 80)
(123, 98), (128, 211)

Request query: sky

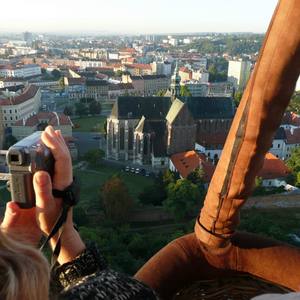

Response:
(0, 0), (278, 34)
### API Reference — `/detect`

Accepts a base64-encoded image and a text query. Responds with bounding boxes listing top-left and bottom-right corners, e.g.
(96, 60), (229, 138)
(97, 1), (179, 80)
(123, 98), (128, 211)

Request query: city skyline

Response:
(1, 0), (278, 34)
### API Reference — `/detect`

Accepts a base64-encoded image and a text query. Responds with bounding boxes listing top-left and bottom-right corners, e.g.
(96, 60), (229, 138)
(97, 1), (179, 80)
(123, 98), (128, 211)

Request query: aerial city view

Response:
(0, 0), (300, 299)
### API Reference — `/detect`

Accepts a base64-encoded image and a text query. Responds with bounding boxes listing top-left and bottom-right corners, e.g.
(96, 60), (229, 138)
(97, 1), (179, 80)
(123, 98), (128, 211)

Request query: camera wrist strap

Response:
(40, 178), (79, 267)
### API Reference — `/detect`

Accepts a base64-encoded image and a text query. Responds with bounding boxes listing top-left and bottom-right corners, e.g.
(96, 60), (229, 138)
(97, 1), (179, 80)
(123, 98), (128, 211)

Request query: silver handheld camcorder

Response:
(0, 131), (54, 208)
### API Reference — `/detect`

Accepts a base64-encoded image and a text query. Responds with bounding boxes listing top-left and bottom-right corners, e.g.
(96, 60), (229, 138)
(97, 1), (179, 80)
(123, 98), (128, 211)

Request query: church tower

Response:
(170, 61), (181, 99)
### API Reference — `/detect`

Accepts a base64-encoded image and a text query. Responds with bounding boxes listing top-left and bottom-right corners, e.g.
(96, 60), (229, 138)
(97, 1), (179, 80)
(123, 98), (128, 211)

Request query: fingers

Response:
(33, 171), (54, 210)
(0, 201), (20, 229)
(41, 126), (69, 161)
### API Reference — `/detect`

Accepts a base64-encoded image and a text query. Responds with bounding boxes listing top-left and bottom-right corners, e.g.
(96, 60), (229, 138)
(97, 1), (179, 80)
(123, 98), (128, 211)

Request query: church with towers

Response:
(106, 64), (235, 169)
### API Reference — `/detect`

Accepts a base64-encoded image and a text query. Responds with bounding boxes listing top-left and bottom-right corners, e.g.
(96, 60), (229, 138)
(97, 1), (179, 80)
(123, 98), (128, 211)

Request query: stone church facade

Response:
(106, 64), (235, 169)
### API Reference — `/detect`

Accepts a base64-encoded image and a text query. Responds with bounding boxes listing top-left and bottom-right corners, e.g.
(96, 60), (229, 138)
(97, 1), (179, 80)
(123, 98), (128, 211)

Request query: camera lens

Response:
(10, 154), (19, 163)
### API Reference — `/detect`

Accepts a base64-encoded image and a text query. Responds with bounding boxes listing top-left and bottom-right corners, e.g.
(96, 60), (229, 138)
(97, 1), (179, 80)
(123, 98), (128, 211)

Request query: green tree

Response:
(163, 179), (200, 220)
(163, 170), (176, 186)
(63, 105), (73, 116)
(84, 149), (105, 166)
(75, 102), (89, 116)
(89, 100), (102, 115)
(287, 147), (300, 186)
(101, 175), (133, 221)
(180, 85), (192, 97)
(51, 69), (61, 79)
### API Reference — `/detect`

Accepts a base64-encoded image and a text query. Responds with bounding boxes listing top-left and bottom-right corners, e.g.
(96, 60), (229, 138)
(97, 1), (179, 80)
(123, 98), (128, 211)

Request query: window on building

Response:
(10, 110), (12, 113)
(128, 128), (134, 150)
(120, 127), (125, 150)
(278, 144), (280, 148)
(161, 160), (165, 166)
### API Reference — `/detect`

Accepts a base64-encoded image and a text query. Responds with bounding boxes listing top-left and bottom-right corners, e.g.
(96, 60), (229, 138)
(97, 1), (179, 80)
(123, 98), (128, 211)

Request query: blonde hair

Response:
(0, 230), (50, 300)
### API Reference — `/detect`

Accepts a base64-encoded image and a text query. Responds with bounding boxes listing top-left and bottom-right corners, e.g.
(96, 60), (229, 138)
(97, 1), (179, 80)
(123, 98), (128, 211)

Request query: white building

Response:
(227, 60), (252, 90)
(0, 85), (41, 127)
(192, 69), (209, 83)
(0, 64), (41, 78)
(11, 112), (72, 141)
(151, 61), (172, 76)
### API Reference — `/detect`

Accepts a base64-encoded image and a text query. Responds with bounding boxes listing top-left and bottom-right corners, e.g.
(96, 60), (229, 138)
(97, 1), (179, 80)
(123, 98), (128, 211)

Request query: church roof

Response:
(183, 97), (235, 119)
(110, 96), (172, 120)
(166, 98), (185, 124)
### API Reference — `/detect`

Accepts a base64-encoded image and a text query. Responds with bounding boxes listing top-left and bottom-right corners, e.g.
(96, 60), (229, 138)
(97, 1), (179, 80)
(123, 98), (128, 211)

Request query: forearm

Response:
(49, 226), (86, 265)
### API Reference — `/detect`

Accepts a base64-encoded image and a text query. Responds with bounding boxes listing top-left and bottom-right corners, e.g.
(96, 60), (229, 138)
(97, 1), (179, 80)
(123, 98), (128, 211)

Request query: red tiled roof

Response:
(119, 48), (136, 53)
(257, 153), (290, 180)
(125, 63), (152, 70)
(14, 112), (72, 127)
(197, 131), (229, 148)
(285, 127), (300, 144)
(0, 85), (39, 106)
(282, 112), (300, 126)
(179, 67), (191, 73)
(170, 150), (215, 182)
(67, 77), (86, 85)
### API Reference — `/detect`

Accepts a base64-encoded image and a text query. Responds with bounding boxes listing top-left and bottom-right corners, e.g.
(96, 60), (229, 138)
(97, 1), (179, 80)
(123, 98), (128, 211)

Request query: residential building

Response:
(108, 83), (135, 100)
(257, 153), (290, 187)
(151, 61), (172, 76)
(192, 69), (209, 83)
(124, 64), (153, 76)
(207, 82), (234, 97)
(85, 79), (109, 101)
(122, 74), (170, 96)
(0, 85), (41, 127)
(227, 59), (252, 90)
(169, 150), (215, 183)
(0, 64), (41, 78)
(179, 67), (192, 82)
(64, 77), (86, 100)
(11, 112), (72, 140)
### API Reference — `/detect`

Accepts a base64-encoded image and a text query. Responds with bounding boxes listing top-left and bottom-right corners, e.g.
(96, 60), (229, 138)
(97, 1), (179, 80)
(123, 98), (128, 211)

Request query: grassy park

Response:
(72, 116), (107, 133)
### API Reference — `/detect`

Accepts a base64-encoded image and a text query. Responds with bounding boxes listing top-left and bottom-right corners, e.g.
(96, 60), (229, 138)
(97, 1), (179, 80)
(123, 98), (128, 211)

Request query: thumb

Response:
(1, 201), (20, 229)
(33, 171), (53, 209)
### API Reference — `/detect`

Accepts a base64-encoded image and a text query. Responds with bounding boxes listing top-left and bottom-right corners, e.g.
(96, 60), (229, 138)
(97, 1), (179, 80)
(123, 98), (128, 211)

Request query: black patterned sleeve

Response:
(52, 242), (159, 300)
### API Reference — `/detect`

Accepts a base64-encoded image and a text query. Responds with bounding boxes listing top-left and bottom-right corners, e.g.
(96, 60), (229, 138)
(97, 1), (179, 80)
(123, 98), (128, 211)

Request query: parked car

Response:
(125, 166), (130, 172)
(130, 167), (135, 173)
(140, 168), (146, 176)
(135, 168), (140, 174)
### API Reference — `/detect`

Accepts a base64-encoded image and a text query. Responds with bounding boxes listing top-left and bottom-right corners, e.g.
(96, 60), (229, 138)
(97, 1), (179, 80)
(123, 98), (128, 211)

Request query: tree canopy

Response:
(163, 178), (200, 221)
(101, 175), (133, 221)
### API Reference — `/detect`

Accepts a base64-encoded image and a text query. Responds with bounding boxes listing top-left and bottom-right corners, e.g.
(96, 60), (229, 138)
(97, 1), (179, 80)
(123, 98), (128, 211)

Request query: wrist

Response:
(50, 226), (85, 265)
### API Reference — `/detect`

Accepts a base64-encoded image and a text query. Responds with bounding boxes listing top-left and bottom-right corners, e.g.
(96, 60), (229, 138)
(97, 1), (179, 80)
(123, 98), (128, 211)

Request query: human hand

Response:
(1, 201), (42, 246)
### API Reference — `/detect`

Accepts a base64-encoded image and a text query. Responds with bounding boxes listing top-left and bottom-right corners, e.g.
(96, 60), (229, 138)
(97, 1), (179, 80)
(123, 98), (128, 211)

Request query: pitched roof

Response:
(86, 79), (109, 86)
(285, 127), (300, 144)
(125, 63), (152, 70)
(197, 131), (229, 148)
(183, 97), (235, 119)
(274, 127), (287, 140)
(110, 96), (172, 120)
(282, 112), (300, 127)
(67, 77), (86, 85)
(170, 150), (215, 182)
(166, 98), (185, 124)
(0, 85), (39, 106)
(257, 153), (290, 180)
(14, 112), (72, 127)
